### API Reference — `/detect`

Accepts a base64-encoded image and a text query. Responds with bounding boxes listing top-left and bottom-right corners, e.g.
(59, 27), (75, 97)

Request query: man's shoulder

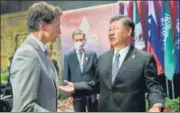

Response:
(13, 41), (39, 64)
(99, 49), (112, 57)
(85, 50), (97, 55)
(105, 49), (112, 54)
(16, 44), (36, 56)
(133, 48), (153, 63)
(134, 48), (152, 58)
(65, 49), (75, 57)
(11, 45), (40, 73)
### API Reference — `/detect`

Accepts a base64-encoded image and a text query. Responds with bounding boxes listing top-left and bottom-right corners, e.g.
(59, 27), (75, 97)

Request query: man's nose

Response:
(109, 31), (114, 37)
(59, 27), (61, 34)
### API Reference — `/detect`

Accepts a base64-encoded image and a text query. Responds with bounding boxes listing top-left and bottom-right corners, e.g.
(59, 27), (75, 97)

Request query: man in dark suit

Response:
(62, 29), (98, 112)
(59, 15), (165, 112)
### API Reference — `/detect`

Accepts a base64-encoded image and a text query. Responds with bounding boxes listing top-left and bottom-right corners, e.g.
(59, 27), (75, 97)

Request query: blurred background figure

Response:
(62, 29), (98, 112)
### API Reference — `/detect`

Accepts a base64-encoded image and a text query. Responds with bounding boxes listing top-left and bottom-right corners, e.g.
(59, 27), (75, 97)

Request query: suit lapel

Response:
(112, 45), (135, 86)
(51, 61), (58, 78)
(106, 50), (114, 87)
(41, 51), (58, 90)
(48, 59), (58, 79)
(72, 50), (82, 74)
(48, 59), (59, 89)
(25, 35), (50, 70)
(25, 35), (57, 90)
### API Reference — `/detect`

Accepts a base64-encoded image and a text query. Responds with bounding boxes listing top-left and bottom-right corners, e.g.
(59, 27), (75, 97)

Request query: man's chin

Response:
(110, 43), (116, 47)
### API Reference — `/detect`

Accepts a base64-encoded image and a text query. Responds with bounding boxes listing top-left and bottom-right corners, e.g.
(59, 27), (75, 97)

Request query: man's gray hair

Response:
(27, 2), (62, 32)
(72, 29), (86, 39)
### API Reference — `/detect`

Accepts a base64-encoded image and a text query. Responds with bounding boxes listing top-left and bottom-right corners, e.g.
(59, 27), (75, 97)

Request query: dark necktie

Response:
(112, 52), (120, 82)
(44, 50), (57, 74)
(44, 49), (48, 56)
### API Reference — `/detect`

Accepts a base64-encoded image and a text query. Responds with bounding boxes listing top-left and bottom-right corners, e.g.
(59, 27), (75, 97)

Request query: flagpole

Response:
(166, 77), (169, 98)
(171, 75), (175, 99)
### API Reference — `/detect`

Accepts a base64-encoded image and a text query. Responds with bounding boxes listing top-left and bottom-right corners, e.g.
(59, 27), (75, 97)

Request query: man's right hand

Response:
(58, 80), (75, 93)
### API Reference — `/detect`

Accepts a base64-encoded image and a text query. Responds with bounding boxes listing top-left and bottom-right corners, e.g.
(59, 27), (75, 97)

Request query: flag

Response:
(111, 4), (115, 17)
(119, 2), (124, 15)
(138, 1), (149, 52)
(123, 1), (128, 16)
(148, 1), (164, 74)
(118, 1), (133, 18)
(170, 1), (177, 37)
(175, 1), (180, 73)
(161, 1), (176, 80)
(133, 1), (145, 50)
(127, 1), (133, 19)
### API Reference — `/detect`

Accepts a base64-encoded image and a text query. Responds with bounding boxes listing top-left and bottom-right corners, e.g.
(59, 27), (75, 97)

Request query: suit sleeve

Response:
(11, 55), (48, 112)
(73, 52), (100, 95)
(62, 55), (71, 84)
(144, 55), (165, 109)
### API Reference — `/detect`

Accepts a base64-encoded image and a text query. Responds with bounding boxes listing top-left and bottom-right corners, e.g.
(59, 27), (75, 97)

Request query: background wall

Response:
(0, 0), (117, 84)
(1, 0), (117, 14)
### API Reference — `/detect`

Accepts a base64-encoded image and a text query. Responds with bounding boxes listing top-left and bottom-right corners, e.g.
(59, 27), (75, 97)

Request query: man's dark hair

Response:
(72, 29), (86, 39)
(27, 2), (62, 32)
(110, 15), (135, 37)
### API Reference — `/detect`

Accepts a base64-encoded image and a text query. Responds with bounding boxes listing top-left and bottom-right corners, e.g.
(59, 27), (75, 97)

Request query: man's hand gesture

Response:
(59, 80), (75, 93)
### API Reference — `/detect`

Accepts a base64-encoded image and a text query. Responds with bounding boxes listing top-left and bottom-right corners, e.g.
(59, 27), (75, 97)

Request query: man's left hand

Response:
(58, 80), (75, 93)
(149, 103), (163, 112)
(57, 108), (62, 112)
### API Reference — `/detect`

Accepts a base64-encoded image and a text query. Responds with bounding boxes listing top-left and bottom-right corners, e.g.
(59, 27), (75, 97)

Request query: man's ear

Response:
(39, 22), (46, 31)
(127, 28), (132, 37)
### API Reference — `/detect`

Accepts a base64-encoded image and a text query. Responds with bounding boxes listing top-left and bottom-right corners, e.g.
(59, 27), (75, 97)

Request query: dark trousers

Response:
(0, 97), (13, 112)
(73, 95), (98, 112)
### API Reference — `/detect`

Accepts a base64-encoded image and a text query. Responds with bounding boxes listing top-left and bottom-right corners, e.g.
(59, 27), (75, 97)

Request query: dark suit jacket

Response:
(63, 49), (98, 98)
(74, 45), (165, 112)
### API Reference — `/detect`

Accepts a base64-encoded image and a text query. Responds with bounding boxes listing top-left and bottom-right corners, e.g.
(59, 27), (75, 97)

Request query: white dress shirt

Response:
(30, 34), (47, 52)
(76, 49), (85, 72)
(112, 45), (130, 69)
